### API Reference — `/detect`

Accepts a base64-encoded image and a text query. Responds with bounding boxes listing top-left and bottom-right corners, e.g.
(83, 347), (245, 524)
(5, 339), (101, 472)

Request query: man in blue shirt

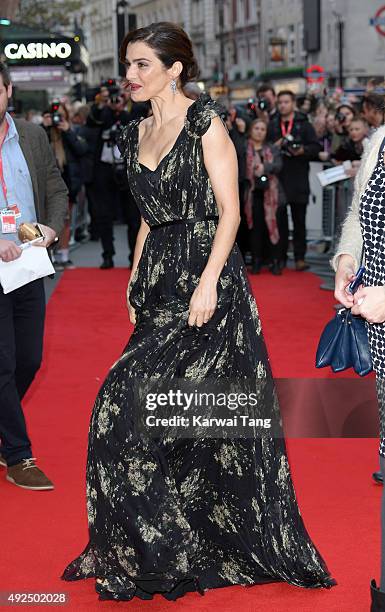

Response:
(0, 62), (67, 490)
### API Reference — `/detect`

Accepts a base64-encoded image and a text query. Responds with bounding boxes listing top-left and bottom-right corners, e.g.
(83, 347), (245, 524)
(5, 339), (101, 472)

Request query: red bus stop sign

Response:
(306, 65), (326, 84)
(370, 6), (385, 37)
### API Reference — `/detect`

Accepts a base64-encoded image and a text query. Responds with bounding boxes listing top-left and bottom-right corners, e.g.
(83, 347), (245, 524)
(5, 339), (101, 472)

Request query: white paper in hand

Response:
(0, 246), (55, 294)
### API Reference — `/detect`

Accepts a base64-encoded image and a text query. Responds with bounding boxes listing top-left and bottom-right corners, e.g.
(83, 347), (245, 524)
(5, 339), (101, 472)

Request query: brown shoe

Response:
(295, 259), (310, 272)
(6, 458), (54, 490)
(0, 454), (6, 467)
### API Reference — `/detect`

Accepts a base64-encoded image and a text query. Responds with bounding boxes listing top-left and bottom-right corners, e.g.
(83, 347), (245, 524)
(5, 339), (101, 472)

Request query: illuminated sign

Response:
(370, 6), (385, 37)
(306, 65), (326, 83)
(4, 41), (72, 60)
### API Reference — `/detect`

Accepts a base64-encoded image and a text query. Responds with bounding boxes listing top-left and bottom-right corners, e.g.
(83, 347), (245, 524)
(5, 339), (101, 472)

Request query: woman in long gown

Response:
(62, 22), (336, 602)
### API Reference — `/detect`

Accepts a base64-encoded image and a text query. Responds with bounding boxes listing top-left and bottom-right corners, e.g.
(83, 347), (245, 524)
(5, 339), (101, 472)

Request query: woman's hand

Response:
(126, 284), (136, 324)
(319, 151), (330, 162)
(351, 285), (385, 323)
(188, 273), (218, 327)
(334, 254), (356, 308)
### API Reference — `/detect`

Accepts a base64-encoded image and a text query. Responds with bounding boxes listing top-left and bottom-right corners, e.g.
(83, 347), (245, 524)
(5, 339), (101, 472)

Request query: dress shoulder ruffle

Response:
(185, 93), (226, 137)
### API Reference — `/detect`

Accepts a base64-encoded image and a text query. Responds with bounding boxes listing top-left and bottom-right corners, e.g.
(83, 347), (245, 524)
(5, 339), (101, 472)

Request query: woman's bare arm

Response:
(201, 116), (240, 281)
(187, 116), (240, 327)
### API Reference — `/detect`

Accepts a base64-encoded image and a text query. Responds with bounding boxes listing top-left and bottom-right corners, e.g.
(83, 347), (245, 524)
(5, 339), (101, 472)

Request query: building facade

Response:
(78, 0), (116, 85)
(310, 0), (385, 87)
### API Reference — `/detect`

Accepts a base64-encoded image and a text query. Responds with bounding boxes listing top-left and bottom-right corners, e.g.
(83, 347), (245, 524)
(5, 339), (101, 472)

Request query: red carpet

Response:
(248, 267), (366, 378)
(0, 268), (380, 611)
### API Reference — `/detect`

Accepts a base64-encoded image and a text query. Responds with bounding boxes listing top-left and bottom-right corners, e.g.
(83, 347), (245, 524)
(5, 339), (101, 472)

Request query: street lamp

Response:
(116, 0), (129, 77)
(115, 0), (136, 78)
(215, 0), (226, 91)
(330, 1), (344, 88)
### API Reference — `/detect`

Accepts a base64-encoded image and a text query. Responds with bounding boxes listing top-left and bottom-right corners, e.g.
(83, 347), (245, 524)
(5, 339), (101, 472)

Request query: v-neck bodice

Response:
(117, 93), (226, 227)
(136, 117), (189, 174)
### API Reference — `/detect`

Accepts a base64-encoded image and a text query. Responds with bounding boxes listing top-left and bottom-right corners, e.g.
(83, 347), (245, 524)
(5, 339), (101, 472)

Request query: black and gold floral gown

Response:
(61, 93), (336, 601)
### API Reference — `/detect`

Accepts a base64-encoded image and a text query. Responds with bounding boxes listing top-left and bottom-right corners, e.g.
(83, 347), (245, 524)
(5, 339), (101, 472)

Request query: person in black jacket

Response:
(42, 103), (87, 269)
(267, 90), (321, 271)
(86, 86), (148, 269)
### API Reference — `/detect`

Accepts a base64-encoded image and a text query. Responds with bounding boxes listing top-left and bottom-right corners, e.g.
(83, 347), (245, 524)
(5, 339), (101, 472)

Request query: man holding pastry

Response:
(0, 62), (67, 490)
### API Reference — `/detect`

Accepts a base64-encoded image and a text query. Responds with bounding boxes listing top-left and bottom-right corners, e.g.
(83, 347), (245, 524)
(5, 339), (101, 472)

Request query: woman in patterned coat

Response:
(332, 123), (385, 611)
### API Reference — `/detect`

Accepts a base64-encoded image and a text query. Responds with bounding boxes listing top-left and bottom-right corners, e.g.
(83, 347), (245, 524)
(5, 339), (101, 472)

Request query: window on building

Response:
(327, 22), (332, 48)
(298, 23), (306, 58)
(245, 0), (250, 21)
(289, 37), (296, 64)
(238, 0), (244, 25)
(233, 0), (237, 24)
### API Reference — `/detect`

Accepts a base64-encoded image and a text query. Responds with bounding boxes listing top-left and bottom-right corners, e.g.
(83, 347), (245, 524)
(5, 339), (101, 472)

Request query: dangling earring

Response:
(170, 79), (177, 94)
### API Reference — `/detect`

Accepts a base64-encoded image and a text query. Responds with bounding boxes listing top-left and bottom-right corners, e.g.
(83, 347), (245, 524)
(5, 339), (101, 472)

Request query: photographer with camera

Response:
(267, 90), (321, 271)
(41, 101), (87, 269)
(330, 103), (356, 155)
(86, 80), (143, 269)
(256, 84), (277, 119)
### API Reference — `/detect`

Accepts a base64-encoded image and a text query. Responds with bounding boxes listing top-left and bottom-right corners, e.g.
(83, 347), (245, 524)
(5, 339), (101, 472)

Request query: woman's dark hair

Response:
(336, 103), (356, 116)
(362, 93), (385, 112)
(119, 22), (199, 87)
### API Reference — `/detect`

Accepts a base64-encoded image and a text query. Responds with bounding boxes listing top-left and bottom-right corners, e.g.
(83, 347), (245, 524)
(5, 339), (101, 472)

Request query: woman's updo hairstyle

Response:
(119, 22), (199, 87)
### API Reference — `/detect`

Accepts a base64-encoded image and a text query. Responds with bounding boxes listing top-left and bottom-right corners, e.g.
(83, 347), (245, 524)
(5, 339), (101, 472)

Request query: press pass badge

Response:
(8, 204), (21, 219)
(0, 209), (17, 233)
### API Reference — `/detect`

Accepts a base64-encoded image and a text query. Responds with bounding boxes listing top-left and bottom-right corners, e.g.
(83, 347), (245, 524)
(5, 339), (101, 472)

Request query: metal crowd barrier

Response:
(306, 177), (354, 291)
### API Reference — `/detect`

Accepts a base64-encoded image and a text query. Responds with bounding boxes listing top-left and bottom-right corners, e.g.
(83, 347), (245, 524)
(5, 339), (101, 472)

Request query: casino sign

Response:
(370, 6), (385, 37)
(0, 23), (88, 73)
(4, 41), (73, 61)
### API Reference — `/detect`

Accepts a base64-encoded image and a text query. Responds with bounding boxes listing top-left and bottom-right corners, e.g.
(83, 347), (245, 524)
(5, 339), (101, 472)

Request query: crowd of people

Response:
(225, 85), (384, 275)
(17, 80), (385, 274)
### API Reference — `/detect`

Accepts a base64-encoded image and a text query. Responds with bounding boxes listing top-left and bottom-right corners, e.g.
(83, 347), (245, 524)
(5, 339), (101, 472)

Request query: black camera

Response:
(51, 100), (61, 126)
(109, 123), (124, 145)
(336, 111), (347, 123)
(255, 174), (269, 191)
(246, 98), (257, 119)
(281, 134), (302, 156)
(101, 79), (121, 104)
(257, 97), (270, 112)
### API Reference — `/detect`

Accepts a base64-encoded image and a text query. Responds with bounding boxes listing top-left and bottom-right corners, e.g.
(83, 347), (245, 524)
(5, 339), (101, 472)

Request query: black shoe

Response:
(269, 260), (282, 276)
(100, 257), (114, 269)
(371, 579), (385, 611)
(373, 471), (384, 485)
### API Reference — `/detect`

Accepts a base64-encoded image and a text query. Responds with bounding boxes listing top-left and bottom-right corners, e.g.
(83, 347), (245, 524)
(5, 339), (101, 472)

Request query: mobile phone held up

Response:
(348, 266), (365, 295)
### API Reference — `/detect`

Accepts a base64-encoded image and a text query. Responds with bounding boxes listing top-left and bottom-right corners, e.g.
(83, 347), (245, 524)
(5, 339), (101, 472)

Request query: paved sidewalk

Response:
(45, 224), (131, 301)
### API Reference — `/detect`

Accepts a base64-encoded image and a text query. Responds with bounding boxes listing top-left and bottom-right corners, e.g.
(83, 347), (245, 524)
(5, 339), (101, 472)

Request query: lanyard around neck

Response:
(0, 121), (10, 204)
(280, 115), (294, 137)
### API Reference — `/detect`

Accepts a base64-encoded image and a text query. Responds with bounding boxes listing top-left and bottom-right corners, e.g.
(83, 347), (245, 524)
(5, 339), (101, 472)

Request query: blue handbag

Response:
(315, 136), (385, 376)
(315, 306), (372, 376)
